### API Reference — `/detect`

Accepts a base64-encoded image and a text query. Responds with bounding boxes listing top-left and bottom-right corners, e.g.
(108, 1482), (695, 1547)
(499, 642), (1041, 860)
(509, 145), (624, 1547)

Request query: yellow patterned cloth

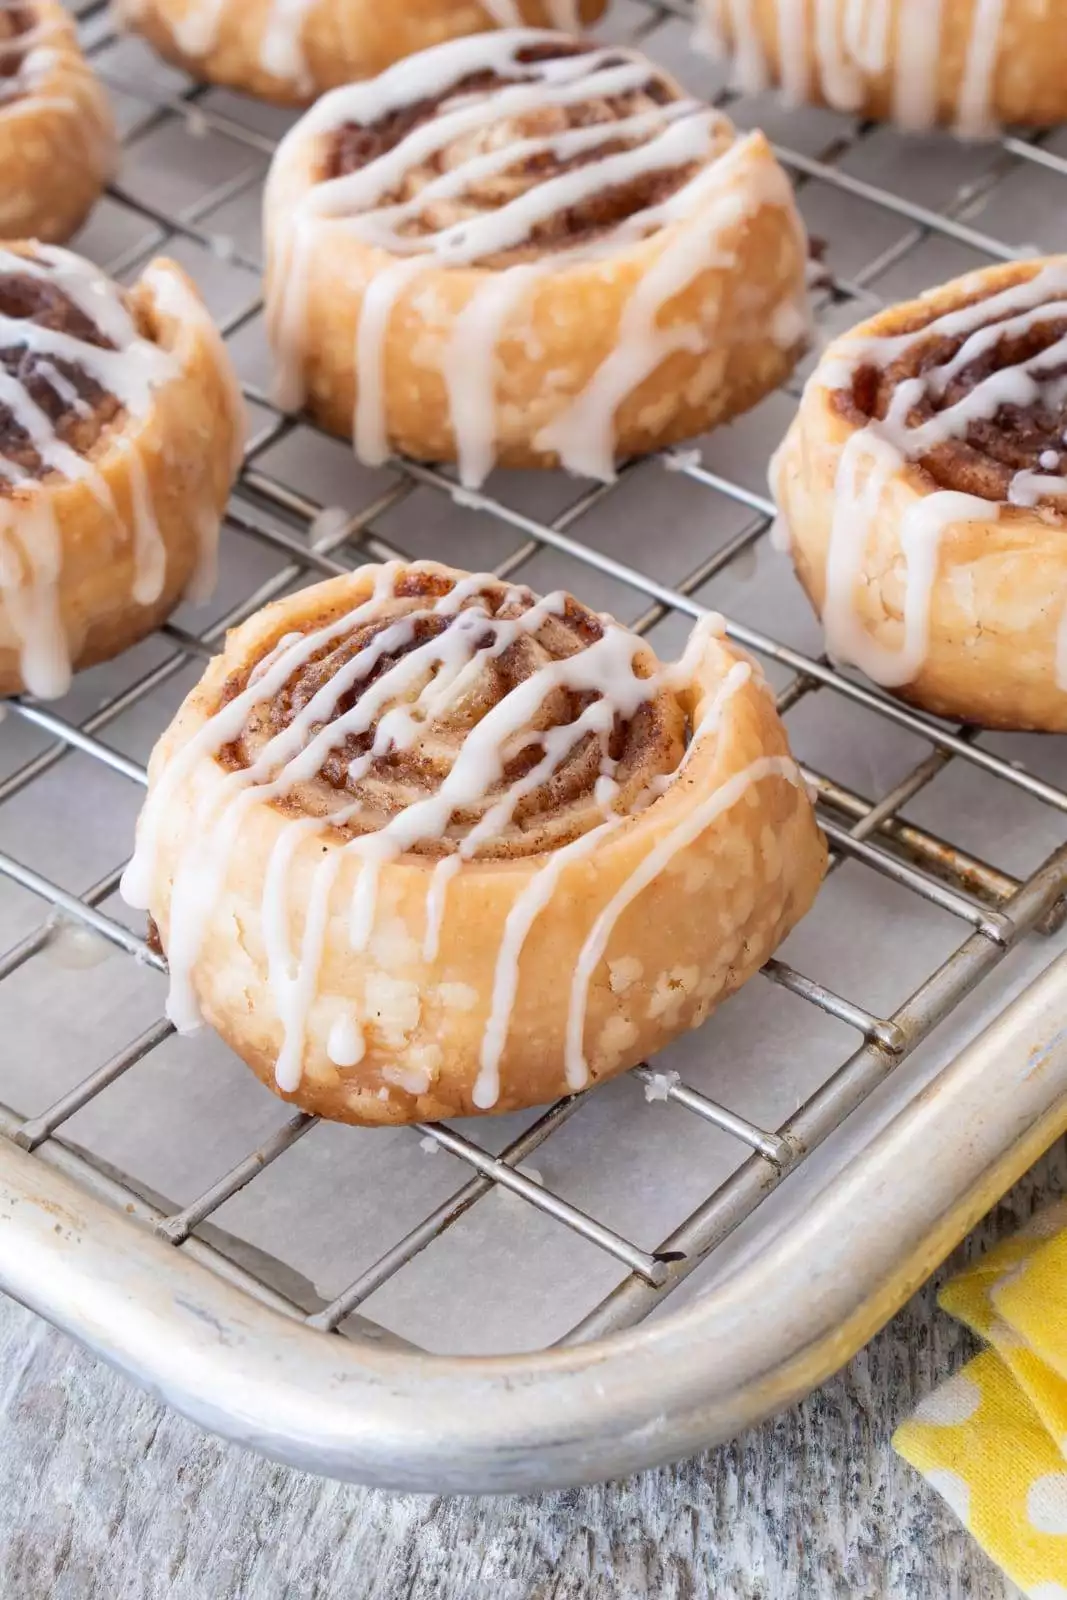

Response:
(894, 1200), (1067, 1598)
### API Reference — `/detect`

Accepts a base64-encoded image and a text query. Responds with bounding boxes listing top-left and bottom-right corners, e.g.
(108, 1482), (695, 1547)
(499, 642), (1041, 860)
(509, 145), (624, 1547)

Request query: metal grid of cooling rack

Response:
(2, 0), (1067, 1442)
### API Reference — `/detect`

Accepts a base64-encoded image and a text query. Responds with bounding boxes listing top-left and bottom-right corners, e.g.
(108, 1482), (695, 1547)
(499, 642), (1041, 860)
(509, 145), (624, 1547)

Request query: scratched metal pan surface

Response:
(1, 0), (1067, 1491)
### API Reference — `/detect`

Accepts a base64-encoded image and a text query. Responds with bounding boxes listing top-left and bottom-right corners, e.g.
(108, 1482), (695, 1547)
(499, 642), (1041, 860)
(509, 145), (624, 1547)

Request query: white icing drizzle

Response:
(774, 0), (809, 102)
(534, 141), (787, 478)
(792, 263), (1067, 691)
(124, 566), (795, 1105)
(0, 9), (72, 119)
(258, 0), (317, 97)
(955, 0), (1006, 139)
(724, 0), (769, 92)
(352, 258), (427, 466)
(543, 0), (581, 29)
(0, 499), (65, 699)
(892, 0), (944, 131)
(267, 30), (804, 486)
(813, 0), (866, 112)
(0, 246), (180, 697)
(704, 0), (1005, 133)
(566, 753), (795, 1088)
(479, 0), (523, 23)
(141, 0), (317, 92)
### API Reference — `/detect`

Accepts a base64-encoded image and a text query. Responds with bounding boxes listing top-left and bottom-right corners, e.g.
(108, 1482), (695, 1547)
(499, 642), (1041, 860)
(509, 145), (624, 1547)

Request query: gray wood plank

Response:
(4, 1148), (1061, 1598)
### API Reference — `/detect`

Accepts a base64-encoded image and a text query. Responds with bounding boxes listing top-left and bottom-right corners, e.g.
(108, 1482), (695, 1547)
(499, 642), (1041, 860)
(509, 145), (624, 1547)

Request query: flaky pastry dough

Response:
(0, 244), (245, 699)
(699, 0), (1067, 134)
(0, 0), (116, 241)
(774, 257), (1067, 731)
(264, 30), (810, 487)
(123, 561), (826, 1125)
(114, 0), (606, 105)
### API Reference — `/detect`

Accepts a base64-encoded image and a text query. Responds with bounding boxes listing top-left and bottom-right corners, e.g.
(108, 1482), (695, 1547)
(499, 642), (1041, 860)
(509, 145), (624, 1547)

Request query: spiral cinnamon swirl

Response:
(122, 560), (826, 1125)
(115, 0), (607, 106)
(0, 0), (116, 242)
(699, 0), (1066, 135)
(773, 257), (1067, 731)
(264, 30), (810, 487)
(0, 244), (245, 699)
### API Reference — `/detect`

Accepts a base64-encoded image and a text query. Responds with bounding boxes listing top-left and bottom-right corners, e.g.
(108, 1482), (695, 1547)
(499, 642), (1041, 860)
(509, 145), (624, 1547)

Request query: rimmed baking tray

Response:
(1, 0), (1066, 1491)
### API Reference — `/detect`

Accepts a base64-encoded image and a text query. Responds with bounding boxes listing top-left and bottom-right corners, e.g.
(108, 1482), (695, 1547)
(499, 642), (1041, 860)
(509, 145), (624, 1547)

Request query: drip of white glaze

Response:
(125, 514), (372, 955)
(543, 0), (580, 30)
(0, 246), (182, 697)
(167, 0), (227, 55)
(775, 0), (809, 102)
(353, 258), (428, 466)
(480, 644), (748, 1104)
(141, 258), (242, 604)
(267, 31), (801, 487)
(479, 0), (523, 22)
(130, 0), (317, 91)
(893, 0), (944, 131)
(475, 812), (623, 1109)
(0, 499), (65, 698)
(565, 753), (800, 1089)
(0, 12), (70, 117)
(705, 0), (1005, 134)
(724, 0), (769, 91)
(535, 137), (792, 479)
(128, 564), (761, 1105)
(813, 0), (865, 111)
(799, 264), (1067, 690)
(955, 0), (1006, 139)
(443, 262), (546, 488)
(842, 0), (892, 74)
(259, 0), (317, 97)
(115, 436), (167, 607)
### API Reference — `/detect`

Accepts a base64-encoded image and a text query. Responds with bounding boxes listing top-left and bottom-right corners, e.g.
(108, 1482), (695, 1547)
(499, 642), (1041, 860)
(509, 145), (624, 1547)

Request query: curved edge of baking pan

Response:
(0, 947), (1066, 1492)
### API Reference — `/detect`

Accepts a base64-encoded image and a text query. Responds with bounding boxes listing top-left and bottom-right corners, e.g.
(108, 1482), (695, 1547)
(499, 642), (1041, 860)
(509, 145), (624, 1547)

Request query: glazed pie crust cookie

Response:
(699, 0), (1067, 135)
(773, 257), (1067, 732)
(0, 244), (245, 700)
(264, 29), (811, 487)
(123, 561), (827, 1126)
(114, 0), (607, 106)
(0, 0), (117, 242)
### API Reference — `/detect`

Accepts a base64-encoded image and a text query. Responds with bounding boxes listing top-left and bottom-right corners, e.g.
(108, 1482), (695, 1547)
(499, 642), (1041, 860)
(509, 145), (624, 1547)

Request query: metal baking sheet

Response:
(0, 0), (1066, 1479)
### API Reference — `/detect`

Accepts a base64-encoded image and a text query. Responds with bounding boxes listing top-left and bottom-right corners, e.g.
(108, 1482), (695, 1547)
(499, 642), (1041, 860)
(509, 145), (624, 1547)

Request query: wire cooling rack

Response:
(3, 0), (1067, 1486)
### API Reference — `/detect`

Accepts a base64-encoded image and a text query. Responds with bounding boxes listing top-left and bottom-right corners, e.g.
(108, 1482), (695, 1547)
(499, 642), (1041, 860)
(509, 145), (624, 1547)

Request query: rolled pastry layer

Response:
(774, 257), (1067, 731)
(123, 561), (826, 1125)
(264, 30), (810, 487)
(114, 0), (607, 105)
(0, 0), (117, 241)
(699, 0), (1066, 135)
(0, 244), (245, 699)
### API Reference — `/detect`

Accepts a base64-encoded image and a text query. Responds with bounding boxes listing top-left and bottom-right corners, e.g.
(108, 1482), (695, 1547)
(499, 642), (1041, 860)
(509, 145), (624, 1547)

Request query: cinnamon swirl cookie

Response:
(700, 0), (1067, 135)
(265, 30), (810, 486)
(115, 0), (607, 106)
(0, 244), (244, 699)
(122, 561), (826, 1125)
(1, 0), (116, 241)
(773, 257), (1067, 731)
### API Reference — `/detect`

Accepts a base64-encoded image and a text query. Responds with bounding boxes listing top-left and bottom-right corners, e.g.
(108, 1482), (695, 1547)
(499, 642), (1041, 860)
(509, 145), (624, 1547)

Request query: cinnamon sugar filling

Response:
(323, 41), (696, 257)
(833, 283), (1067, 504)
(0, 269), (124, 487)
(218, 570), (688, 857)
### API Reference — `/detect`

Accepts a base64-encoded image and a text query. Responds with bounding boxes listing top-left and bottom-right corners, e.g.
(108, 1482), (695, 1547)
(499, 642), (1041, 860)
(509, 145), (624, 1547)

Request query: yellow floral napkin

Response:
(894, 1200), (1067, 1598)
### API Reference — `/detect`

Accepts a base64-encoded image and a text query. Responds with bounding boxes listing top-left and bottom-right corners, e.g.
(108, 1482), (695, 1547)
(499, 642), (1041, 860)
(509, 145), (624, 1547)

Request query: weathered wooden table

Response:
(4, 1153), (1056, 1599)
